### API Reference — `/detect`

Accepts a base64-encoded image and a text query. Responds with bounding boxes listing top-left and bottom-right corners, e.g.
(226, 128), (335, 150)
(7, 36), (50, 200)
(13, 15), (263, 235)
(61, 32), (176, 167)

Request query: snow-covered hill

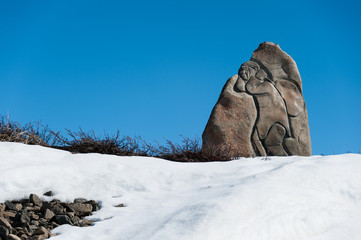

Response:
(1, 142), (361, 240)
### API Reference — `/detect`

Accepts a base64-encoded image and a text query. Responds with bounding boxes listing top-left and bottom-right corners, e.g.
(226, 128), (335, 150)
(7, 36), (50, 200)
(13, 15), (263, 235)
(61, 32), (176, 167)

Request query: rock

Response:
(68, 203), (92, 217)
(18, 233), (28, 239)
(202, 42), (312, 157)
(0, 217), (12, 230)
(0, 196), (100, 239)
(14, 205), (22, 212)
(66, 211), (75, 217)
(27, 225), (38, 235)
(69, 216), (80, 226)
(40, 202), (52, 212)
(29, 195), (42, 208)
(50, 203), (63, 215)
(0, 204), (6, 212)
(6, 234), (21, 240)
(51, 222), (59, 228)
(43, 209), (54, 220)
(54, 215), (72, 225)
(30, 220), (39, 227)
(4, 202), (17, 212)
(80, 219), (93, 227)
(29, 212), (39, 221)
(34, 226), (49, 238)
(115, 203), (125, 208)
(86, 200), (100, 211)
(19, 210), (30, 225)
(202, 74), (257, 158)
(29, 235), (46, 240)
(0, 212), (16, 219)
(38, 218), (47, 226)
(42, 191), (54, 197)
(74, 198), (87, 204)
(0, 226), (9, 240)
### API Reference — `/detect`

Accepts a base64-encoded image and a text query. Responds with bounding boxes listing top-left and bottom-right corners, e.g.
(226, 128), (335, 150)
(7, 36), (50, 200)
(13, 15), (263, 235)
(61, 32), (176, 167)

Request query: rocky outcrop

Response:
(0, 193), (101, 240)
(202, 42), (311, 157)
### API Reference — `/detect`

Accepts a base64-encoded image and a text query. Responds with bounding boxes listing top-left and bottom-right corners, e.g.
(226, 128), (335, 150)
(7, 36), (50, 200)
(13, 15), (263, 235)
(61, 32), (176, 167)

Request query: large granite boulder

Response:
(202, 42), (311, 157)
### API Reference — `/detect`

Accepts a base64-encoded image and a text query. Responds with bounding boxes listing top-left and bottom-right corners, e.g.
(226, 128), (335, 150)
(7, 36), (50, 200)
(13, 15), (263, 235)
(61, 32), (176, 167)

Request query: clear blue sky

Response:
(1, 0), (360, 155)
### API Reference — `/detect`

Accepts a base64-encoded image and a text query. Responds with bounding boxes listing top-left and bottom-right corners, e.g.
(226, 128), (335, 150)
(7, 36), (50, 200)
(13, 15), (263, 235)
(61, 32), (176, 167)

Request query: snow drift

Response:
(1, 142), (361, 240)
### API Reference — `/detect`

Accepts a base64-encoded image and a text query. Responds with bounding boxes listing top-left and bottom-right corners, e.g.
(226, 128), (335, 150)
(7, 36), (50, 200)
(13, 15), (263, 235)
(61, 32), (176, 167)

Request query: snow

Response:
(1, 142), (361, 240)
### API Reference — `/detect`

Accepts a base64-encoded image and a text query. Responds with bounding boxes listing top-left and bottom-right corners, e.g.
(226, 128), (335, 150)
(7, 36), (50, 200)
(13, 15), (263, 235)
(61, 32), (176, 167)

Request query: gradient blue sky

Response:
(1, 0), (360, 155)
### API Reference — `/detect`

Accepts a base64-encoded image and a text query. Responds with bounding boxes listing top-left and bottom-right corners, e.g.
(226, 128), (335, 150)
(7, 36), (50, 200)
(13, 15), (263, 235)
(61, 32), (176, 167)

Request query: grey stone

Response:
(19, 210), (30, 225)
(29, 235), (47, 240)
(18, 234), (28, 240)
(50, 203), (63, 215)
(202, 42), (312, 157)
(54, 215), (72, 225)
(85, 200), (100, 211)
(43, 209), (54, 220)
(73, 198), (87, 204)
(34, 226), (49, 238)
(0, 212), (16, 219)
(68, 203), (92, 217)
(0, 204), (5, 212)
(6, 234), (21, 240)
(38, 218), (47, 226)
(14, 204), (21, 212)
(202, 75), (257, 157)
(27, 225), (38, 235)
(0, 217), (11, 229)
(4, 202), (17, 212)
(69, 216), (80, 226)
(80, 219), (93, 227)
(30, 220), (39, 226)
(29, 195), (42, 208)
(43, 191), (54, 197)
(0, 225), (9, 239)
(40, 202), (52, 212)
(29, 212), (39, 220)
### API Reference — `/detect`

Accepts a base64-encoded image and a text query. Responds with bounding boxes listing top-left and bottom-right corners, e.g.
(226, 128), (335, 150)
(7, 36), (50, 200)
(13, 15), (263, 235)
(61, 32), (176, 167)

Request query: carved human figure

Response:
(237, 61), (290, 156)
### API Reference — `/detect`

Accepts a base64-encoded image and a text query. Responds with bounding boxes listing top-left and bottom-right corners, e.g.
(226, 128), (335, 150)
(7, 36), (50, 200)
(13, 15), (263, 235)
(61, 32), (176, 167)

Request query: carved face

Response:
(239, 61), (260, 81)
(240, 66), (256, 81)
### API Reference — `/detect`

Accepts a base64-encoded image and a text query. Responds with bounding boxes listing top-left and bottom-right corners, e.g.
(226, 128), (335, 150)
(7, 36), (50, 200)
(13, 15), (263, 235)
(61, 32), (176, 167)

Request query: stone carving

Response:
(202, 42), (311, 157)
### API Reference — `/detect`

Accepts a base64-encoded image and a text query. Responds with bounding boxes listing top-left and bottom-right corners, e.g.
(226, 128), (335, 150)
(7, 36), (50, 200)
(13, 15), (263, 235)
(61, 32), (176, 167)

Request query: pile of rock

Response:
(0, 193), (100, 240)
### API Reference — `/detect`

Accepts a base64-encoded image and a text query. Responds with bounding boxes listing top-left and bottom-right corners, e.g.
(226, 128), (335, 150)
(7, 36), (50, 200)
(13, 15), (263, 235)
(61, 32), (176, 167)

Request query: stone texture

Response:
(0, 195), (101, 240)
(86, 200), (100, 212)
(202, 75), (257, 157)
(54, 215), (72, 225)
(4, 203), (17, 212)
(6, 234), (21, 240)
(34, 226), (49, 238)
(68, 203), (92, 217)
(80, 219), (94, 227)
(73, 198), (87, 204)
(0, 217), (12, 230)
(0, 225), (9, 240)
(0, 212), (16, 219)
(202, 42), (311, 157)
(19, 210), (30, 225)
(29, 195), (42, 208)
(43, 209), (54, 221)
(43, 191), (54, 197)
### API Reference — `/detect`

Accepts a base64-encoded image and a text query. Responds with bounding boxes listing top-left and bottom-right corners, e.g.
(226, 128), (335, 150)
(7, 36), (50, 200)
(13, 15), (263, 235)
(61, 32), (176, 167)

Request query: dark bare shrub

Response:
(54, 129), (148, 156)
(0, 115), (56, 146)
(146, 136), (233, 162)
